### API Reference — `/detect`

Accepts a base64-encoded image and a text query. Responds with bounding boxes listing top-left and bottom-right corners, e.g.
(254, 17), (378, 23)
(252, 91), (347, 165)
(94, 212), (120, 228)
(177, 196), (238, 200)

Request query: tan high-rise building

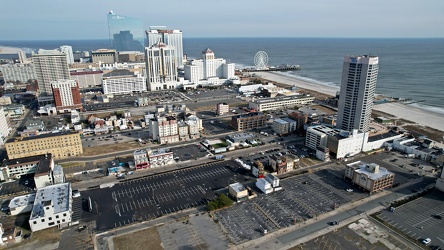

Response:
(231, 112), (266, 131)
(32, 51), (70, 95)
(5, 132), (83, 160)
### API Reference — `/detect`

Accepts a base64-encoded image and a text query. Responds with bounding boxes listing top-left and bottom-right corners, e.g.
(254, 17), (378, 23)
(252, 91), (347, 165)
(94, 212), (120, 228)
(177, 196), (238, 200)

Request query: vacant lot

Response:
(113, 227), (162, 250)
(82, 142), (141, 156)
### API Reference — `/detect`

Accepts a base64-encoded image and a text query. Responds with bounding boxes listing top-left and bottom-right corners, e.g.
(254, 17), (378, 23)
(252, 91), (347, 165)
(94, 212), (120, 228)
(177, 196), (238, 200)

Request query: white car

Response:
(346, 189), (353, 192)
(422, 238), (431, 245)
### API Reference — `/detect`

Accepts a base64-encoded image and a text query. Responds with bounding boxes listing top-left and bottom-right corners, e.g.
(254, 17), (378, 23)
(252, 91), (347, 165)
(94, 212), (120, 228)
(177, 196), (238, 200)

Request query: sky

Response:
(1, 0), (443, 40)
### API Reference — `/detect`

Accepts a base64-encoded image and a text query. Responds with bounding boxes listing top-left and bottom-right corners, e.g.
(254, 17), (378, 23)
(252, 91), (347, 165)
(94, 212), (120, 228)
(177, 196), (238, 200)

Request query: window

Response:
(41, 219), (45, 222)
(56, 215), (59, 219)
(49, 217), (52, 220)
(33, 221), (37, 224)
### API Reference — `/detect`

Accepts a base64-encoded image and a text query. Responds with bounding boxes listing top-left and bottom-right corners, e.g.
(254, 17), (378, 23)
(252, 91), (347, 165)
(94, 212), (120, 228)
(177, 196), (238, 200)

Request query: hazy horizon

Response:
(1, 0), (443, 40)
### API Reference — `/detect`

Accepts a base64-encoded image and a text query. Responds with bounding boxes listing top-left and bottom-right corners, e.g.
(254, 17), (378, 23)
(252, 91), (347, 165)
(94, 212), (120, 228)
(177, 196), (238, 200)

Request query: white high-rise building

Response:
(183, 48), (235, 85)
(59, 45), (74, 64)
(148, 115), (179, 144)
(0, 63), (36, 83)
(145, 42), (178, 91)
(102, 74), (146, 94)
(0, 107), (11, 145)
(337, 55), (379, 132)
(147, 27), (183, 67)
(32, 52), (70, 95)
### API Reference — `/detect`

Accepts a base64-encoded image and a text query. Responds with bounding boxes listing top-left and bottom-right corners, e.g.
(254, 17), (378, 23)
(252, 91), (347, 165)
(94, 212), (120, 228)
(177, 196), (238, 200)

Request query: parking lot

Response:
(376, 189), (444, 248)
(213, 168), (367, 244)
(79, 160), (247, 232)
(170, 143), (210, 161)
(186, 88), (237, 101)
(202, 119), (233, 135)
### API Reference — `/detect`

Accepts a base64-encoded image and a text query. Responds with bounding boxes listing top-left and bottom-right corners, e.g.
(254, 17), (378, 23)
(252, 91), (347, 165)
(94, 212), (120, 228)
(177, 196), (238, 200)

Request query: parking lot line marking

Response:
(125, 203), (129, 211)
(121, 203), (125, 212)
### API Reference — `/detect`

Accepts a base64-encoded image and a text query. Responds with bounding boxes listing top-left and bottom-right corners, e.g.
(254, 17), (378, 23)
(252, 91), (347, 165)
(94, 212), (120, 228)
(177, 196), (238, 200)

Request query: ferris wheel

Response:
(254, 51), (268, 70)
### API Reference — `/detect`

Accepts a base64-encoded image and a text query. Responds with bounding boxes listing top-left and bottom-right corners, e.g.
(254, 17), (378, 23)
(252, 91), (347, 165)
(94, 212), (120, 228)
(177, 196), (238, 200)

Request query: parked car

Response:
(346, 189), (353, 192)
(422, 238), (431, 245)
(330, 221), (339, 226)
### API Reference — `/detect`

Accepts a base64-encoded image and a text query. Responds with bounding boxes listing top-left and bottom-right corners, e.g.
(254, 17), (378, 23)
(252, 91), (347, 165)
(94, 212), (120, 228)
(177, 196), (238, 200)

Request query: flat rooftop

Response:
(9, 193), (36, 209)
(251, 95), (314, 104)
(30, 183), (71, 220)
(348, 161), (394, 180)
(5, 154), (47, 167)
(34, 154), (53, 175)
(229, 182), (246, 192)
(6, 131), (79, 143)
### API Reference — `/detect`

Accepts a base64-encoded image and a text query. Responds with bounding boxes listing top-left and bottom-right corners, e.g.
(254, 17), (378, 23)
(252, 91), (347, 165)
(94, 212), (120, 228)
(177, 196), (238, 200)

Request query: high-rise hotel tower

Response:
(336, 55), (379, 132)
(146, 26), (183, 67)
(145, 42), (178, 91)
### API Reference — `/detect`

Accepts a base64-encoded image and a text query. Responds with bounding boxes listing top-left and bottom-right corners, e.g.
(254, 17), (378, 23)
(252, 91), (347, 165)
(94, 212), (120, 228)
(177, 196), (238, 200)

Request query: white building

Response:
(306, 125), (337, 151)
(183, 48), (235, 85)
(249, 95), (315, 112)
(102, 74), (146, 94)
(256, 178), (273, 194)
(147, 27), (184, 67)
(51, 79), (82, 113)
(32, 51), (70, 95)
(0, 107), (11, 145)
(327, 130), (367, 159)
(272, 118), (297, 135)
(59, 45), (74, 64)
(216, 103), (229, 116)
(306, 125), (367, 159)
(228, 182), (248, 202)
(0, 63), (36, 83)
(145, 42), (178, 91)
(71, 110), (80, 124)
(8, 193), (36, 216)
(147, 148), (174, 168)
(29, 183), (73, 232)
(337, 55), (379, 132)
(133, 149), (149, 169)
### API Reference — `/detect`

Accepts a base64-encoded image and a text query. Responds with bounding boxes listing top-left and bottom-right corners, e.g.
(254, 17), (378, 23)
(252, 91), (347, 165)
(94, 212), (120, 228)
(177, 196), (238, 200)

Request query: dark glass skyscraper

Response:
(107, 11), (144, 52)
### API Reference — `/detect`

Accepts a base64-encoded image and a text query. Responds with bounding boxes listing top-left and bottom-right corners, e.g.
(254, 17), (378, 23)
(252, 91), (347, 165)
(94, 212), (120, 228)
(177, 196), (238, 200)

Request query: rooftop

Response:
(34, 154), (53, 176)
(251, 95), (314, 104)
(6, 131), (80, 143)
(367, 130), (400, 142)
(30, 183), (71, 220)
(5, 154), (49, 167)
(9, 193), (36, 209)
(348, 161), (394, 180)
(229, 182), (246, 193)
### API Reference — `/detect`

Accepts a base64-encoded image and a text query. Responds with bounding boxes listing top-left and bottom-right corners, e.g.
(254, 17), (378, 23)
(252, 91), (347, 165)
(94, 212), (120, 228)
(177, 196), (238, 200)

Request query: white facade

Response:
(306, 125), (337, 150)
(256, 178), (273, 194)
(51, 79), (77, 108)
(59, 45), (74, 64)
(249, 95), (315, 112)
(145, 42), (178, 91)
(32, 52), (70, 95)
(0, 63), (36, 83)
(147, 27), (184, 67)
(328, 130), (366, 159)
(0, 107), (11, 145)
(147, 148), (174, 168)
(183, 48), (235, 85)
(337, 55), (379, 132)
(102, 74), (146, 94)
(8, 194), (36, 216)
(29, 183), (73, 232)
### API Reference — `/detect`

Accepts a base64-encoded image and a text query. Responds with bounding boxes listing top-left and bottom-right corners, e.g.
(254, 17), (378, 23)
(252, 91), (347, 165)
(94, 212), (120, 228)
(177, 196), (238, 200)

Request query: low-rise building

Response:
(147, 148), (174, 168)
(344, 161), (395, 194)
(5, 132), (83, 160)
(272, 118), (297, 135)
(228, 182), (248, 202)
(34, 155), (55, 188)
(216, 103), (229, 116)
(29, 183), (73, 232)
(0, 154), (54, 182)
(133, 149), (149, 169)
(8, 193), (36, 216)
(249, 95), (315, 112)
(231, 112), (266, 131)
(256, 178), (273, 194)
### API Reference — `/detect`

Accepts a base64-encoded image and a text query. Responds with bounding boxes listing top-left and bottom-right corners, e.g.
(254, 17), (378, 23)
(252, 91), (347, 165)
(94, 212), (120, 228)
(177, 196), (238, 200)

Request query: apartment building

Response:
(216, 103), (229, 116)
(231, 112), (266, 131)
(148, 115), (179, 144)
(5, 132), (83, 160)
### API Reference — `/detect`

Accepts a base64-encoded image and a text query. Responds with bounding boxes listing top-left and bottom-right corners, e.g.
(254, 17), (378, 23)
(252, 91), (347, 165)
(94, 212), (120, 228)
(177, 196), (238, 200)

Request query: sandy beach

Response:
(259, 72), (444, 132)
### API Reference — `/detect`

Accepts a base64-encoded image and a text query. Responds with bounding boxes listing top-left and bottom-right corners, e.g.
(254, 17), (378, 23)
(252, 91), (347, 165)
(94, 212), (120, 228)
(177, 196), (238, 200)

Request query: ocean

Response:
(1, 38), (443, 113)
